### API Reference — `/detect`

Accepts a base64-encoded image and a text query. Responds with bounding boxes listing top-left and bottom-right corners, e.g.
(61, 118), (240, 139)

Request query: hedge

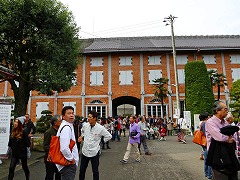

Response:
(185, 61), (214, 122)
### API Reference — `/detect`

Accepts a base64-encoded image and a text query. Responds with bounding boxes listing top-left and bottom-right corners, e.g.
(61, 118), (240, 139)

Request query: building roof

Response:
(0, 65), (18, 82)
(81, 35), (240, 53)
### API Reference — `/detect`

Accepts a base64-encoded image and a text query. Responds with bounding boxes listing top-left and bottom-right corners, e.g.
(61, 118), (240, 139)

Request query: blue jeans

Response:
(203, 148), (212, 179)
(59, 164), (77, 180)
(112, 130), (120, 141)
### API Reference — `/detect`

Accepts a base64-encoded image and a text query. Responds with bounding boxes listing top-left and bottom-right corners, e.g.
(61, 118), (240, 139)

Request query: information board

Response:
(0, 104), (11, 154)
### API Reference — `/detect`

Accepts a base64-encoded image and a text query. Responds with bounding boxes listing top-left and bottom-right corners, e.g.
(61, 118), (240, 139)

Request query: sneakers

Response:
(120, 160), (127, 164)
(135, 160), (141, 163)
(145, 152), (152, 155)
(182, 140), (187, 144)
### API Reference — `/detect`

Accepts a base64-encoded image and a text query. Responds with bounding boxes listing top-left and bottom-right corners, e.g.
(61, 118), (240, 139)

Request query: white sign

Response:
(0, 104), (11, 154)
(184, 111), (191, 128)
(173, 109), (180, 118)
(194, 114), (201, 131)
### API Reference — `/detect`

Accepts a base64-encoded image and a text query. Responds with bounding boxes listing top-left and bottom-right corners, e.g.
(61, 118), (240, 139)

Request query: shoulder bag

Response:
(192, 129), (207, 147)
(47, 125), (75, 166)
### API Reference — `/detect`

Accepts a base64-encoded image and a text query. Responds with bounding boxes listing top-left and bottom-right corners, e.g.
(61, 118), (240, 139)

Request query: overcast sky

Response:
(59, 0), (240, 39)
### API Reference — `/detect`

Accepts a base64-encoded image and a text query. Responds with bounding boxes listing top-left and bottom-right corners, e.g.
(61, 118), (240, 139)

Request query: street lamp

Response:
(164, 15), (180, 117)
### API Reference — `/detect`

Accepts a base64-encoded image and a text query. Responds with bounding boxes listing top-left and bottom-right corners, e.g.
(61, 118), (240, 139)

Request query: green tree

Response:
(185, 61), (214, 120)
(153, 77), (170, 105)
(208, 69), (227, 101)
(0, 0), (80, 117)
(229, 79), (240, 120)
(36, 110), (52, 133)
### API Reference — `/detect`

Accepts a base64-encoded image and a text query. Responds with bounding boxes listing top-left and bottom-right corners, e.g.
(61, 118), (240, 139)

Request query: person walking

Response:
(56, 106), (79, 180)
(206, 101), (239, 180)
(178, 116), (187, 144)
(120, 115), (141, 164)
(78, 111), (112, 180)
(138, 116), (152, 155)
(43, 115), (62, 180)
(199, 112), (212, 179)
(8, 116), (30, 180)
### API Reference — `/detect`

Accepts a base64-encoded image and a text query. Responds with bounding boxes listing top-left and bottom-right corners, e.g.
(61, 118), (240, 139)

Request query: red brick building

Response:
(1, 35), (240, 122)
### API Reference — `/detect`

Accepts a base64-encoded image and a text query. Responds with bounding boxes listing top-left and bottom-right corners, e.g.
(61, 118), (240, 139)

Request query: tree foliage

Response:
(185, 61), (215, 120)
(0, 0), (81, 116)
(152, 77), (170, 105)
(36, 110), (52, 133)
(208, 69), (227, 100)
(229, 79), (240, 119)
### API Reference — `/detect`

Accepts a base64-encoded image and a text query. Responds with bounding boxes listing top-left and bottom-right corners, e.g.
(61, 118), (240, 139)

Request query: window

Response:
(232, 68), (240, 82)
(148, 56), (161, 65)
(119, 71), (133, 85)
(202, 55), (216, 64)
(176, 55), (188, 65)
(146, 105), (166, 117)
(90, 71), (103, 85)
(72, 72), (77, 86)
(119, 56), (132, 66)
(178, 69), (185, 84)
(63, 102), (76, 114)
(36, 102), (49, 119)
(230, 55), (240, 64)
(90, 57), (103, 66)
(86, 106), (106, 118)
(148, 70), (162, 84)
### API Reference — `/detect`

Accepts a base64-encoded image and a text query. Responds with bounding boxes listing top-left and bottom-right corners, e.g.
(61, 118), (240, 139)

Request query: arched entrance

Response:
(112, 96), (140, 117)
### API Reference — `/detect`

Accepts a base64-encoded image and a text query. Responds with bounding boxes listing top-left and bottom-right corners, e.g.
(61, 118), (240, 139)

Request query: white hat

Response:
(17, 116), (26, 125)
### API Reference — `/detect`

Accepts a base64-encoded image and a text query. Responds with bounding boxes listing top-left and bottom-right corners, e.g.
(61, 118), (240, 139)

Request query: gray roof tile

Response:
(82, 35), (240, 53)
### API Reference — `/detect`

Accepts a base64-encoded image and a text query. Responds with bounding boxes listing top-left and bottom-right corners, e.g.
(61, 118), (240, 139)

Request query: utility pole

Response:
(164, 15), (180, 117)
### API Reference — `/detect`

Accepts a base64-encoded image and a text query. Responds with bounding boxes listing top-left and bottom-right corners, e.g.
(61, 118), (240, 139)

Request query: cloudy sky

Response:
(59, 0), (240, 39)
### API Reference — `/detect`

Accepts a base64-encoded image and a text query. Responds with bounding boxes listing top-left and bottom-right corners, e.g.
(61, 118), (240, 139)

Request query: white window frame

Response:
(178, 69), (185, 84)
(119, 56), (132, 66)
(36, 102), (49, 119)
(72, 72), (77, 86)
(202, 55), (216, 64)
(232, 68), (240, 82)
(148, 56), (161, 65)
(119, 70), (133, 85)
(230, 54), (240, 64)
(176, 55), (188, 65)
(86, 105), (107, 118)
(148, 70), (162, 84)
(90, 57), (103, 66)
(90, 71), (103, 86)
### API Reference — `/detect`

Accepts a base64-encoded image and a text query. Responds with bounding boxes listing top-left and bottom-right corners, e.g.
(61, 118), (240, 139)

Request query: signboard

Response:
(173, 108), (180, 118)
(194, 114), (201, 131)
(0, 104), (11, 154)
(183, 111), (191, 128)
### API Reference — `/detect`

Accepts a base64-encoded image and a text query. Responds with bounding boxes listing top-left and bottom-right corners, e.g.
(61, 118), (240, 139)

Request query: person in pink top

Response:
(205, 101), (237, 180)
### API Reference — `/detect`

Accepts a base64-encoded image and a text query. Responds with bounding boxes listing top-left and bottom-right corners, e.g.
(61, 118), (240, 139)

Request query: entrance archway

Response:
(112, 96), (140, 117)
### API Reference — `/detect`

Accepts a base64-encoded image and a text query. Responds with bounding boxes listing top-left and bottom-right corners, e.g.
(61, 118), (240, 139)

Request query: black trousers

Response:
(45, 161), (61, 180)
(8, 156), (29, 180)
(79, 153), (100, 180)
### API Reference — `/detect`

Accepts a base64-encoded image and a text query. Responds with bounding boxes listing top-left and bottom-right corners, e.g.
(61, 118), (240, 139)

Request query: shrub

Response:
(185, 61), (214, 123)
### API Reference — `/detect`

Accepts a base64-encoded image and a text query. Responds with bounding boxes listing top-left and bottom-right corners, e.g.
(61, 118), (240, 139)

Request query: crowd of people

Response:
(3, 101), (240, 180)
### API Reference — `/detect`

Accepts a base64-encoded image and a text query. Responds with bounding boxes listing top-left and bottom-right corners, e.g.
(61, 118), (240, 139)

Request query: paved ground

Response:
(0, 132), (211, 180)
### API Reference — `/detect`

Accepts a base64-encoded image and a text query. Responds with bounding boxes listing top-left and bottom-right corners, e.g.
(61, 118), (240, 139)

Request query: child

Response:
(159, 125), (167, 141)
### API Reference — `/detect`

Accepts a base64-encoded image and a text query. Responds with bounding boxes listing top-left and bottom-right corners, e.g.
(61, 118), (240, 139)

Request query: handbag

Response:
(130, 131), (138, 137)
(47, 125), (75, 166)
(192, 130), (207, 147)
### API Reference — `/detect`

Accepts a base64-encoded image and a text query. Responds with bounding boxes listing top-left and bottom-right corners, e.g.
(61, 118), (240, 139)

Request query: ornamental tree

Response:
(0, 0), (81, 116)
(185, 61), (215, 120)
(229, 79), (240, 119)
(153, 77), (170, 106)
